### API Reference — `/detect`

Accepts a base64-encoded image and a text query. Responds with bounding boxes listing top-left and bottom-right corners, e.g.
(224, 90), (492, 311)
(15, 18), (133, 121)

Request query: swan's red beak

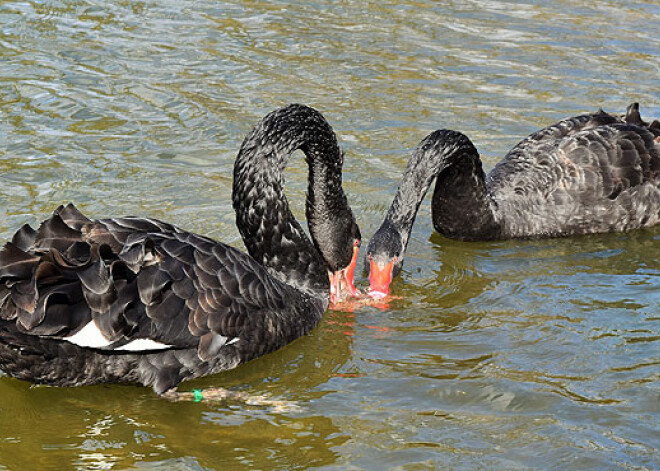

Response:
(368, 258), (394, 299)
(329, 245), (360, 304)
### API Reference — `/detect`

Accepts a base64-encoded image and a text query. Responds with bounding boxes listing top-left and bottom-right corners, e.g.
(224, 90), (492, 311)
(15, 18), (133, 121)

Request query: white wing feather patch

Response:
(65, 322), (173, 351)
(115, 339), (173, 351)
(65, 322), (112, 348)
(65, 321), (237, 352)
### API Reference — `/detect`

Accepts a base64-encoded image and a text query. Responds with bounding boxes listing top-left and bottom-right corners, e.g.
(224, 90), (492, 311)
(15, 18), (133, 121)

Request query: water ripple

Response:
(1, 0), (659, 470)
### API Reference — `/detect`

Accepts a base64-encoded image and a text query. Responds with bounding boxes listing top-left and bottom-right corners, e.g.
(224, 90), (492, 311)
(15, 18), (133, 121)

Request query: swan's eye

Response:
(353, 238), (361, 247)
(393, 255), (398, 263)
(367, 253), (372, 260)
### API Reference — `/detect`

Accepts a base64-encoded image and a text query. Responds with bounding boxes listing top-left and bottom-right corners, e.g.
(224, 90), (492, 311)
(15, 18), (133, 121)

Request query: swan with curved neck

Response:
(367, 103), (660, 297)
(233, 104), (360, 302)
(0, 104), (360, 394)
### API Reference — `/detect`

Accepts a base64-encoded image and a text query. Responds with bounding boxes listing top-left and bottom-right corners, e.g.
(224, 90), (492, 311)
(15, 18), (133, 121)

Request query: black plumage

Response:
(0, 104), (360, 394)
(366, 103), (660, 294)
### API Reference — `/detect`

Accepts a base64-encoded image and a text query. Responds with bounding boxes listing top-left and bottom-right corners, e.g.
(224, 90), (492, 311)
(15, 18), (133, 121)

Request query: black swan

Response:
(366, 103), (660, 297)
(0, 104), (361, 395)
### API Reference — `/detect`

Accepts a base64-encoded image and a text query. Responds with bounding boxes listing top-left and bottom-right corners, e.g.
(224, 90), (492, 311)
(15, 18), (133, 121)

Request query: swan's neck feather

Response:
(383, 130), (499, 249)
(232, 105), (349, 298)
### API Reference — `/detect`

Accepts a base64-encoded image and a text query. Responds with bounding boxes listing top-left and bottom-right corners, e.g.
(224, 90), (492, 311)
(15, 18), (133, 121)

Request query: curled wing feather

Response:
(0, 204), (291, 361)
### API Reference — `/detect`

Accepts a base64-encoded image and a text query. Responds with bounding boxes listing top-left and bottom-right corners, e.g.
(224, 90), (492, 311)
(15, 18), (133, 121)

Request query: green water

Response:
(1, 1), (659, 469)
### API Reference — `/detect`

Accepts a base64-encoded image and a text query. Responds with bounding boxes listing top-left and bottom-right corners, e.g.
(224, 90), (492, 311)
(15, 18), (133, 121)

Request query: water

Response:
(1, 0), (659, 469)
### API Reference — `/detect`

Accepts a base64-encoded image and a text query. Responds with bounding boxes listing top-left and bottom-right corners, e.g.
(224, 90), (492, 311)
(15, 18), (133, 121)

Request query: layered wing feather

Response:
(0, 204), (296, 362)
(487, 107), (660, 235)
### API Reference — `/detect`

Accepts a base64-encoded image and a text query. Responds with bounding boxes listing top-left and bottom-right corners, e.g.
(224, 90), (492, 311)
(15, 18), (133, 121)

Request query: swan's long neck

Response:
(232, 105), (349, 298)
(382, 130), (499, 249)
(428, 131), (500, 240)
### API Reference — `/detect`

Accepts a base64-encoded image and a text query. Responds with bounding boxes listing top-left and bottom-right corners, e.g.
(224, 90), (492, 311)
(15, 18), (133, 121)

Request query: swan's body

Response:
(0, 104), (360, 394)
(367, 104), (660, 296)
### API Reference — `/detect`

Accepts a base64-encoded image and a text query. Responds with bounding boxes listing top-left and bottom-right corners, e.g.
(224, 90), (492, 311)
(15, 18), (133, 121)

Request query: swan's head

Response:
(314, 216), (361, 304)
(365, 221), (404, 298)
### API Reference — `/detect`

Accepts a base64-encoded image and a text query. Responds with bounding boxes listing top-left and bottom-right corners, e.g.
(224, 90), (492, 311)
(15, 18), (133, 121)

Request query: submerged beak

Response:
(329, 245), (360, 304)
(368, 258), (394, 299)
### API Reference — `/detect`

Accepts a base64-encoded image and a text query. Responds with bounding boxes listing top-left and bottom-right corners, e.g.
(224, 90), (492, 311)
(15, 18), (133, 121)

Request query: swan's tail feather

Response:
(0, 205), (104, 337)
(623, 103), (660, 135)
(624, 103), (645, 126)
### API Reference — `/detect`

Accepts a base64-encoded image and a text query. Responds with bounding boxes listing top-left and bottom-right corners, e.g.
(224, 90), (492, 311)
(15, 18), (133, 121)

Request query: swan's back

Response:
(486, 107), (660, 237)
(0, 204), (319, 393)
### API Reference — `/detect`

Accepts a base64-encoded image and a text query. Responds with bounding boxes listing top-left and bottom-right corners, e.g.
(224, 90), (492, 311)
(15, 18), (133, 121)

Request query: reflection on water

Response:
(0, 309), (355, 470)
(1, 0), (659, 469)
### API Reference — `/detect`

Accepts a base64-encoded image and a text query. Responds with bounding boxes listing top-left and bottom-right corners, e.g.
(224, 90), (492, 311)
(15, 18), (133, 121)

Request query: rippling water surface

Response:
(1, 1), (659, 469)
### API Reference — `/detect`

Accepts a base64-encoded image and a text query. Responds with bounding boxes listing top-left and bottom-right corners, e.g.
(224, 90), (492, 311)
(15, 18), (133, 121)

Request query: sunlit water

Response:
(1, 1), (659, 469)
